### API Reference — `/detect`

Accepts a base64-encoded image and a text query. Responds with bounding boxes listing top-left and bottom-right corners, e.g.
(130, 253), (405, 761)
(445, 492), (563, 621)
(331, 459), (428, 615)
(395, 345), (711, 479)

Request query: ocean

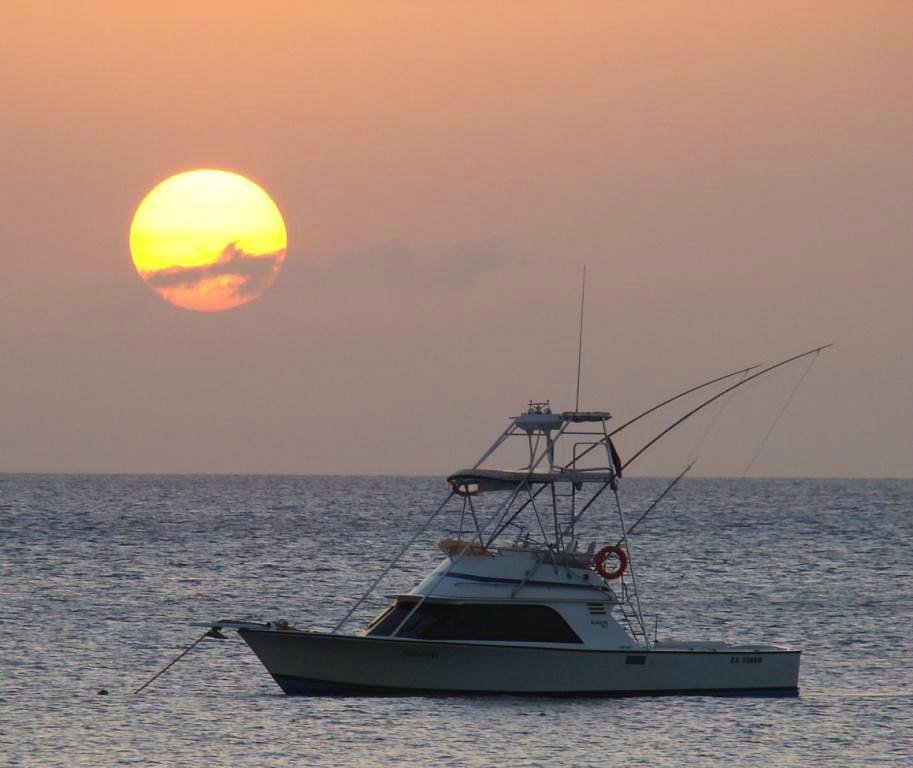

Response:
(1, 475), (910, 767)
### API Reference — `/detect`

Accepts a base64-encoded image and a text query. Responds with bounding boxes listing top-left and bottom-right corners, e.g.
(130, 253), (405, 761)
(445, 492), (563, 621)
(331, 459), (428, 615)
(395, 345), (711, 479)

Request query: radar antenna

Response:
(575, 265), (586, 412)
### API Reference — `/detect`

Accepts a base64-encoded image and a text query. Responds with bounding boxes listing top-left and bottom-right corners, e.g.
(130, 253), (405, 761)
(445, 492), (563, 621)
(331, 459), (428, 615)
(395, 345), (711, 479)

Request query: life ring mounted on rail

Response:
(594, 544), (628, 580)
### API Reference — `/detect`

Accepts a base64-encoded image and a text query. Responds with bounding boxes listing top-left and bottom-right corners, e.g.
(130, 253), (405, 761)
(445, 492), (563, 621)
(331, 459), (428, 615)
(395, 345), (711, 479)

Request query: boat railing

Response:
(569, 440), (610, 472)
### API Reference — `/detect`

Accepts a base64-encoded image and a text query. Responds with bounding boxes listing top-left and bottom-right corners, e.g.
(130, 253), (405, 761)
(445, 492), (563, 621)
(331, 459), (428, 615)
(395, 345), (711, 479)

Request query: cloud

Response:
(430, 239), (512, 287)
(317, 237), (517, 289)
(142, 243), (285, 298)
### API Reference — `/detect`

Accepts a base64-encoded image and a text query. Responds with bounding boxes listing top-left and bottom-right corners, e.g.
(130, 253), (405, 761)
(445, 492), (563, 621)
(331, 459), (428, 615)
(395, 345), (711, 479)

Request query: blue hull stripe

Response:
(272, 673), (798, 698)
(240, 628), (800, 656)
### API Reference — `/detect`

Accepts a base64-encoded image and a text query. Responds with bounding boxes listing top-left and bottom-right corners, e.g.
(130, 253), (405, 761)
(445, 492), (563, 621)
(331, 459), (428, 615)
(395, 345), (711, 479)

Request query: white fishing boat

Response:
(214, 347), (829, 696)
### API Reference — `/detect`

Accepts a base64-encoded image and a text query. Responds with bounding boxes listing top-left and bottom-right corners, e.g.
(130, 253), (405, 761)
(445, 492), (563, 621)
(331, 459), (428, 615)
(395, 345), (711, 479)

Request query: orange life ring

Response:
(594, 545), (628, 580)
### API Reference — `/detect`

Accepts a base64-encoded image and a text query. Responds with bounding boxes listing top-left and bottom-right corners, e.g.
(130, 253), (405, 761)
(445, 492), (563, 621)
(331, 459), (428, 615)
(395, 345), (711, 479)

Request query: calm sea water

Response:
(1, 475), (910, 767)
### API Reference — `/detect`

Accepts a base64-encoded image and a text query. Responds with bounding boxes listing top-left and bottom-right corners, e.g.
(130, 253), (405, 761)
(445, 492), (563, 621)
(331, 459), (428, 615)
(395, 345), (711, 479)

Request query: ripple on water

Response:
(0, 475), (910, 767)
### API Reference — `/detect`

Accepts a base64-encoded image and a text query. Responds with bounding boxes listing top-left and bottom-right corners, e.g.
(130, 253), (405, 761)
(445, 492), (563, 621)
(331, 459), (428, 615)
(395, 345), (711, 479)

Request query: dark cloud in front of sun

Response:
(142, 243), (286, 299)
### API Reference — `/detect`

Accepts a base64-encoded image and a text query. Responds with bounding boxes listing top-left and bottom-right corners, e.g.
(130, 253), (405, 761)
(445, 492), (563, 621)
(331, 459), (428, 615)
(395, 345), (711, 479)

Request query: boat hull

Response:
(238, 629), (800, 697)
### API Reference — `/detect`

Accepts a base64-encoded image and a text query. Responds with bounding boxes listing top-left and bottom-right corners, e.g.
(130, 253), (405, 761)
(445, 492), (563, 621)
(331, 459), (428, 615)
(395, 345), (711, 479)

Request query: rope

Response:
(688, 370), (748, 463)
(740, 351), (820, 478)
(133, 628), (220, 694)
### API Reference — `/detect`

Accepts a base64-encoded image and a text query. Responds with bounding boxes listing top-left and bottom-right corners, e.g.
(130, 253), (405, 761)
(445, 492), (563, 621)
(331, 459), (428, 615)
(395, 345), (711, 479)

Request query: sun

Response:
(129, 169), (287, 312)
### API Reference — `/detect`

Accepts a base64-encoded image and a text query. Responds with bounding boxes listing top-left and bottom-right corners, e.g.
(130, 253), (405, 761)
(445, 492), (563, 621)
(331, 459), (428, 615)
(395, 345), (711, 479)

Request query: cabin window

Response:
(367, 601), (582, 643)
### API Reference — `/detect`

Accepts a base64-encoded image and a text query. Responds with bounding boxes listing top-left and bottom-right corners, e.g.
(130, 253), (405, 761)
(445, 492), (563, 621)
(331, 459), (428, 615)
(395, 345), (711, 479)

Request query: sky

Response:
(1, 2), (911, 477)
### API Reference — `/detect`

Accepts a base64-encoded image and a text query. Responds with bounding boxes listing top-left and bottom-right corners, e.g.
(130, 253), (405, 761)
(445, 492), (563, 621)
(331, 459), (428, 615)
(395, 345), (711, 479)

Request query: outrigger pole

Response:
(609, 365), (760, 438)
(331, 490), (456, 634)
(621, 344), (833, 472)
(569, 363), (761, 469)
(614, 460), (695, 547)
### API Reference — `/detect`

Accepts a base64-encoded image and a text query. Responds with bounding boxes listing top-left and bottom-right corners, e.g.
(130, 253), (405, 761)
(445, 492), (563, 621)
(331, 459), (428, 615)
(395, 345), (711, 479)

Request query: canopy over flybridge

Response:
(447, 468), (618, 496)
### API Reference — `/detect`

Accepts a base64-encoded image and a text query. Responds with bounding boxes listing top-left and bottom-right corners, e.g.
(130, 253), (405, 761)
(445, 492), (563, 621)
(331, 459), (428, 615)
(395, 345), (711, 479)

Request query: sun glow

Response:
(129, 169), (287, 312)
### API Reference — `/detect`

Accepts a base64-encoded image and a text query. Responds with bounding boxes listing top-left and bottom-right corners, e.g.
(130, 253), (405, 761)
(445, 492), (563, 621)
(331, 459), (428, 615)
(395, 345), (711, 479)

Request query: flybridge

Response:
(448, 400), (622, 495)
(447, 468), (620, 495)
(462, 399), (623, 486)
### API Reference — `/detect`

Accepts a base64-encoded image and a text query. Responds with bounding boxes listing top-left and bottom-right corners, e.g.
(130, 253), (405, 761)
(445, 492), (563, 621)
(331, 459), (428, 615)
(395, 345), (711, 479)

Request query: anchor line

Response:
(133, 627), (224, 695)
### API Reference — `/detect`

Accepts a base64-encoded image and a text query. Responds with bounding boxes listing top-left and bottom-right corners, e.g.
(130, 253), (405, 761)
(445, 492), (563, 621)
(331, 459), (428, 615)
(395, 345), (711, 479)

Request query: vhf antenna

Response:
(575, 264), (586, 412)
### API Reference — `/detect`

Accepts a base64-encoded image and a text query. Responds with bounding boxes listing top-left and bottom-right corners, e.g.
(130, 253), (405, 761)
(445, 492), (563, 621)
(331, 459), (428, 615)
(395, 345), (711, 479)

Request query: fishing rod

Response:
(609, 364), (760, 438)
(621, 343), (833, 473)
(614, 460), (694, 546)
(568, 362), (761, 470)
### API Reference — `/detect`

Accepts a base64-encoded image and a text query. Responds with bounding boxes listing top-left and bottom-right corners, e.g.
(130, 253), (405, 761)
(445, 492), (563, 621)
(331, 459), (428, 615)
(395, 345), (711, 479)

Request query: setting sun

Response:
(129, 169), (287, 312)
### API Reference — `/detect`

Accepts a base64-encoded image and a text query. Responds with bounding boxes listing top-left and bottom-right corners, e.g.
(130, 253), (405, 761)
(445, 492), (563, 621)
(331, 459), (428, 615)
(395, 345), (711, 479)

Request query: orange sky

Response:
(1, 2), (911, 475)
